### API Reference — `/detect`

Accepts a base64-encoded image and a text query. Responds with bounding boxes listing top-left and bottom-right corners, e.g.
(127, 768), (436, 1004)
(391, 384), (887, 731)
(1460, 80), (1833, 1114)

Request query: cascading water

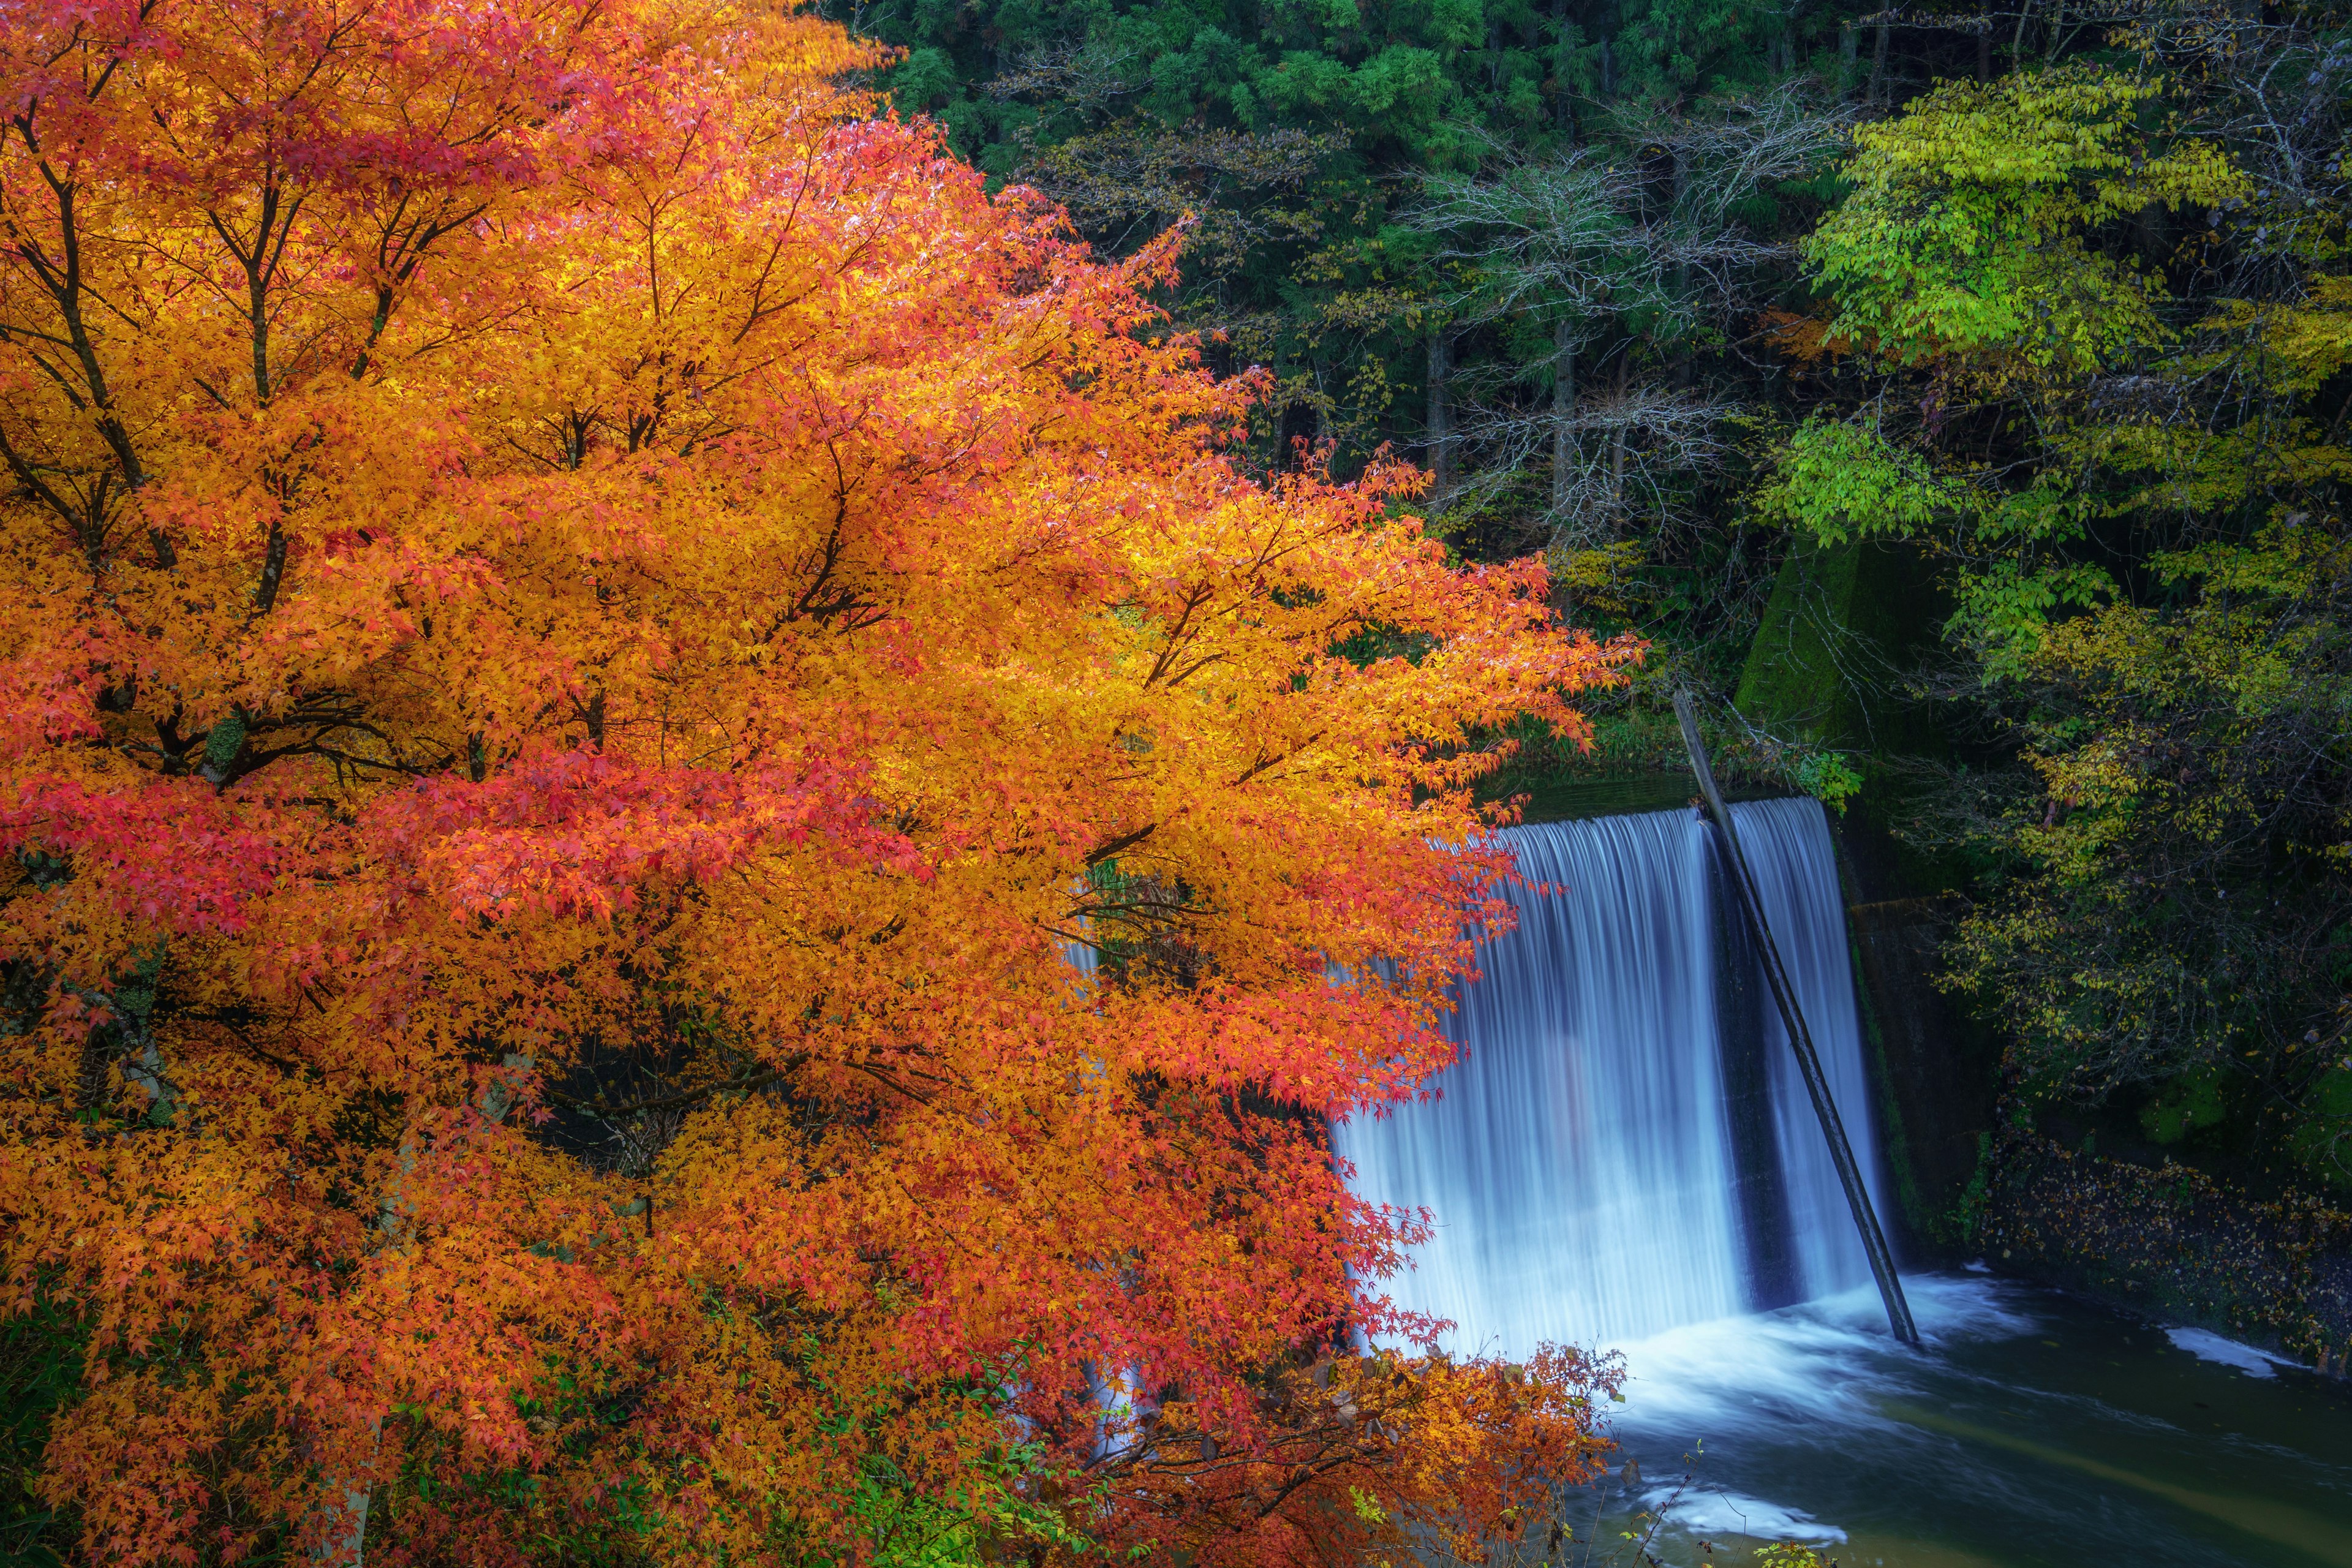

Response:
(1332, 795), (1891, 1355)
(1738, 798), (1888, 1307)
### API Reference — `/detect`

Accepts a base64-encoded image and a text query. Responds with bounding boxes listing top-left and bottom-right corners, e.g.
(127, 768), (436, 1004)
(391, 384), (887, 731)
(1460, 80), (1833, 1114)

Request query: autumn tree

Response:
(0, 2), (1630, 1566)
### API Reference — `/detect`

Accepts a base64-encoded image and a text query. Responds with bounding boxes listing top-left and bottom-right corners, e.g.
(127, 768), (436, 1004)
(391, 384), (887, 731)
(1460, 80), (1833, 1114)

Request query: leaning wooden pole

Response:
(1674, 689), (1921, 1348)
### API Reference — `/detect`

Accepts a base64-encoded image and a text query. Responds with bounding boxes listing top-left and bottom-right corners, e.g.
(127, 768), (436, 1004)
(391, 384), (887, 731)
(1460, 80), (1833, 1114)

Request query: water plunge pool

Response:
(1568, 1273), (2352, 1568)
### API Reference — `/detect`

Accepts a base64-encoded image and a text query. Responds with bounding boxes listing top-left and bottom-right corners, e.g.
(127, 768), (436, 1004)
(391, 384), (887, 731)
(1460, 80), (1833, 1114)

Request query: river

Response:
(1574, 1273), (2352, 1567)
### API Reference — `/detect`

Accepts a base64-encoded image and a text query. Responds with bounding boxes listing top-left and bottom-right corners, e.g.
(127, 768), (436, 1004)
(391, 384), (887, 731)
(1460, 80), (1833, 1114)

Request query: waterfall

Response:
(1333, 796), (1891, 1355)
(1738, 799), (1887, 1310)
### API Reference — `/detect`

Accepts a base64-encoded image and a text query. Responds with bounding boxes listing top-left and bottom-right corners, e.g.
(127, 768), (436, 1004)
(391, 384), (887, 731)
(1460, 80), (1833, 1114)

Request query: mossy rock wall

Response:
(1737, 538), (1996, 1252)
(1846, 896), (2003, 1253)
(1735, 535), (1947, 756)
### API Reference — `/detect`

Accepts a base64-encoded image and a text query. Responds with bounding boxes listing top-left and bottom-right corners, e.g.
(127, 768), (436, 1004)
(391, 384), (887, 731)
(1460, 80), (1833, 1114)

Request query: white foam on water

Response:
(2163, 1327), (2293, 1379)
(1606, 1275), (2040, 1434)
(1580, 1278), (2038, 1561)
(1643, 1485), (1849, 1545)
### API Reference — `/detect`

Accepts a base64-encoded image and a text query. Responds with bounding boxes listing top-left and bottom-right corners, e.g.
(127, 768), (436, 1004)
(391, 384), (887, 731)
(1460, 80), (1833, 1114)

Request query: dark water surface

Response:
(1575, 1273), (2352, 1568)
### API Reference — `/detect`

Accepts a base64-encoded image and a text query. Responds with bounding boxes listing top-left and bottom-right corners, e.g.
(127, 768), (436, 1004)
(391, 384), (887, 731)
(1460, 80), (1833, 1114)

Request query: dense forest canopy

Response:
(850, 0), (1840, 530)
(815, 0), (2018, 680)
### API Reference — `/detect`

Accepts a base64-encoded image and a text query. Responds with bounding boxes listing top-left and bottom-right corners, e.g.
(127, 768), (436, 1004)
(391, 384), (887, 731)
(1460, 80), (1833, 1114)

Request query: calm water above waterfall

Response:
(1335, 800), (2352, 1566)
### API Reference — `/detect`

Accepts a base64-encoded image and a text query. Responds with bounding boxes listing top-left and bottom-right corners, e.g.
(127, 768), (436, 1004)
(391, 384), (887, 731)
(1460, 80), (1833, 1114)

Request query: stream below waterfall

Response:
(1577, 1273), (2352, 1568)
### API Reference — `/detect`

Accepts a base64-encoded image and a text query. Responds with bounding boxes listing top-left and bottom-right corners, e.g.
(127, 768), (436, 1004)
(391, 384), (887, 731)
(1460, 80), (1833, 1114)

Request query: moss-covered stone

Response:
(1846, 897), (2005, 1252)
(1735, 535), (1947, 756)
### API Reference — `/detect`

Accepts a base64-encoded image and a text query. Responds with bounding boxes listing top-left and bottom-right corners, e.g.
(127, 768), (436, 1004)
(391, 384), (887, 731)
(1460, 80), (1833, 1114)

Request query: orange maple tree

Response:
(0, 2), (1633, 1564)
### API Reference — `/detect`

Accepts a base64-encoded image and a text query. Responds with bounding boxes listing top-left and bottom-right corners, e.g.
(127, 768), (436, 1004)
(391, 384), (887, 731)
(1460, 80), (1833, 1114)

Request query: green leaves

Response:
(1752, 68), (2247, 660)
(1749, 417), (2110, 665)
(0, 1291), (82, 1568)
(1753, 417), (1948, 546)
(1803, 67), (2245, 377)
(1788, 750), (1863, 814)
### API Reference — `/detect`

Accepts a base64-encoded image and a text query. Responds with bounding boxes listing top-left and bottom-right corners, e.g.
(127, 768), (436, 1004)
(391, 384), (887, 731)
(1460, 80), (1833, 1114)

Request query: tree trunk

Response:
(1869, 23), (1890, 107)
(1426, 327), (1454, 508)
(255, 518), (288, 614)
(1551, 0), (1575, 131)
(1671, 145), (1692, 388)
(311, 1061), (532, 1567)
(1840, 23), (1859, 97)
(1609, 360), (1627, 511)
(1551, 317), (1577, 522)
(313, 1460), (379, 1568)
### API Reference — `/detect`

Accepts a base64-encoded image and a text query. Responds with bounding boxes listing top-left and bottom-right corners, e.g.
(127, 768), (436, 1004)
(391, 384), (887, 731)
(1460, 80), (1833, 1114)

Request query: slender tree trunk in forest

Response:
(309, 1137), (415, 1568)
(1551, 0), (1574, 130)
(1610, 361), (1627, 513)
(1869, 22), (1889, 107)
(1427, 326), (1454, 508)
(1977, 24), (1992, 80)
(1551, 316), (1577, 523)
(313, 1425), (383, 1568)
(1671, 145), (1692, 389)
(1840, 22), (1859, 96)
